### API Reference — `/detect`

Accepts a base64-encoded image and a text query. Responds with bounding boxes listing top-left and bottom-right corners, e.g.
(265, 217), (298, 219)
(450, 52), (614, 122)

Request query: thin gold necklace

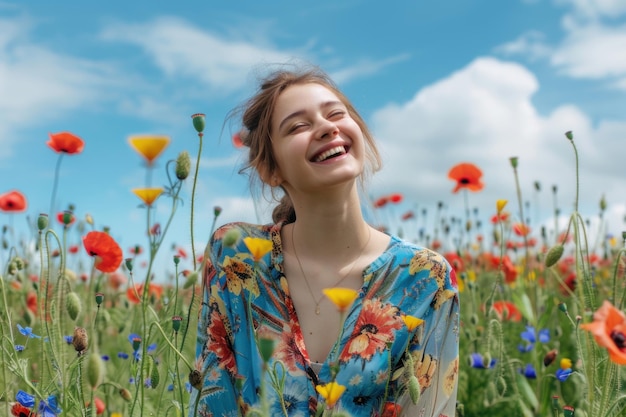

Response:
(291, 223), (372, 315)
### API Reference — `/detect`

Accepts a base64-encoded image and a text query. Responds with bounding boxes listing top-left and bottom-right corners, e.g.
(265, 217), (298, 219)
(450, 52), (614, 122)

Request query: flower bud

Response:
(175, 151), (191, 180)
(119, 388), (132, 402)
(62, 210), (74, 226)
(558, 302), (568, 313)
(545, 245), (564, 267)
(73, 327), (88, 355)
(66, 292), (82, 321)
(151, 361), (160, 388)
(223, 228), (241, 247)
(132, 337), (141, 352)
(600, 195), (607, 212)
(214, 206), (222, 217)
(563, 405), (575, 417)
(543, 349), (558, 367)
(189, 370), (202, 390)
(509, 157), (518, 169)
(565, 131), (573, 140)
(183, 271), (199, 289)
(258, 337), (275, 363)
(408, 375), (421, 404)
(191, 113), (206, 133)
(86, 352), (105, 389)
(173, 255), (180, 265)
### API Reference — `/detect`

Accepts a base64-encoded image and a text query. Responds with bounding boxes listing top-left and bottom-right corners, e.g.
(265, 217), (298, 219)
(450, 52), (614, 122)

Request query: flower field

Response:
(1, 121), (625, 417)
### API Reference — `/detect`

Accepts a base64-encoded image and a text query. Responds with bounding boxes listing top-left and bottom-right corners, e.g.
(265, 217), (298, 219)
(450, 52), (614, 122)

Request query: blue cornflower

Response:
(118, 352), (129, 359)
(538, 329), (550, 343)
(16, 390), (36, 408)
(144, 378), (152, 388)
(522, 364), (537, 379)
(468, 353), (495, 369)
(556, 368), (573, 382)
(519, 326), (550, 352)
(147, 343), (157, 354)
(167, 384), (174, 392)
(185, 382), (192, 393)
(38, 394), (62, 416)
(128, 333), (141, 344)
(129, 377), (136, 384)
(64, 335), (73, 344)
(17, 324), (41, 339)
(15, 344), (25, 352)
(133, 350), (142, 361)
(101, 355), (110, 361)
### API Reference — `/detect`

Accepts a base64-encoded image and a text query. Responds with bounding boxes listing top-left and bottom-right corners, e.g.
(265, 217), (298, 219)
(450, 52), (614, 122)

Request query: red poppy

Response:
(126, 283), (164, 304)
(491, 300), (522, 321)
(128, 245), (143, 255)
(490, 212), (509, 224)
(150, 223), (161, 236)
(82, 231), (123, 273)
(56, 211), (76, 226)
(373, 196), (389, 208)
(47, 131), (85, 154)
(388, 193), (403, 203)
(86, 397), (105, 415)
(26, 291), (38, 315)
(68, 245), (79, 254)
(232, 132), (244, 148)
(176, 247), (188, 259)
(560, 272), (576, 296)
(444, 252), (464, 273)
(513, 223), (531, 237)
(0, 190), (27, 212)
(108, 271), (127, 290)
(11, 403), (33, 417)
(401, 211), (415, 221)
(447, 162), (484, 193)
(381, 402), (402, 417)
(580, 300), (626, 365)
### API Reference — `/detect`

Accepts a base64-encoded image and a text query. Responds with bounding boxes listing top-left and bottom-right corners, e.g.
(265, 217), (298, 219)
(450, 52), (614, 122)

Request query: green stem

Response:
(190, 132), (204, 271)
(49, 153), (64, 218)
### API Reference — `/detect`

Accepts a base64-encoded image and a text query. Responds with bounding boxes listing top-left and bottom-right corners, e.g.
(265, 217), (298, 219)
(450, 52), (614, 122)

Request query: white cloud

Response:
(0, 16), (117, 158)
(557, 0), (626, 20)
(495, 31), (552, 60)
(369, 57), (626, 229)
(99, 17), (297, 94)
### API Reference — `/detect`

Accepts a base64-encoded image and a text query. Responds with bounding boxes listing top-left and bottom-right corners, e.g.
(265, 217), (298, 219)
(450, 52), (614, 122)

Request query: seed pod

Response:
(408, 375), (421, 404)
(73, 327), (88, 355)
(175, 151), (191, 180)
(119, 388), (132, 402)
(189, 370), (202, 390)
(545, 245), (564, 268)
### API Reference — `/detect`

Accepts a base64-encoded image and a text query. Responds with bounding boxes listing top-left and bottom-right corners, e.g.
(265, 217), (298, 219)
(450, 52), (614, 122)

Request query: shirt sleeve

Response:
(188, 228), (241, 417)
(398, 253), (460, 417)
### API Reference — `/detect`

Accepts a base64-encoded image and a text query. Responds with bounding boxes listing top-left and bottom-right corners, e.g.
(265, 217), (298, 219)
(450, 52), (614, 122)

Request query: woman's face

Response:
(269, 83), (365, 195)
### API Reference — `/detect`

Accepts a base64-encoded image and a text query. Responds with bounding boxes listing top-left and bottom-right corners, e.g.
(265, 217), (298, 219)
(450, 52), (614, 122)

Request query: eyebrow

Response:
(277, 100), (344, 132)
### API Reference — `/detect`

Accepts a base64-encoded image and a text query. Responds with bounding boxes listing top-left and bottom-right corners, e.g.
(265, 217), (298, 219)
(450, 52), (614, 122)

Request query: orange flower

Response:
(26, 291), (38, 315)
(580, 300), (626, 365)
(243, 237), (273, 262)
(82, 231), (123, 273)
(0, 190), (27, 212)
(513, 223), (531, 237)
(315, 381), (346, 408)
(491, 300), (522, 321)
(128, 135), (170, 164)
(126, 283), (164, 303)
(47, 131), (85, 154)
(323, 288), (359, 312)
(132, 188), (164, 206)
(447, 162), (484, 193)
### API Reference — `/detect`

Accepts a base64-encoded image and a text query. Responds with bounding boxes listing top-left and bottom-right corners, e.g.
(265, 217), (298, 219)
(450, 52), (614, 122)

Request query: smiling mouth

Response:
(313, 145), (347, 162)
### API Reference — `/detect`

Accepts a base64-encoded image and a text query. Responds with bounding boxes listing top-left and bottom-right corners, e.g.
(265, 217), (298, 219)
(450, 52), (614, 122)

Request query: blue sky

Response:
(1, 0), (625, 277)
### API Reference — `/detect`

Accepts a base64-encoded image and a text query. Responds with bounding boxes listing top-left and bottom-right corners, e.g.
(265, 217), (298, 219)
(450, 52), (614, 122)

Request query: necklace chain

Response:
(291, 224), (372, 315)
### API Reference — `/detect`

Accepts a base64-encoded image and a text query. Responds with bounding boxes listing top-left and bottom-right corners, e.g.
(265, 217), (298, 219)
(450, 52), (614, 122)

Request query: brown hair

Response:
(232, 64), (382, 223)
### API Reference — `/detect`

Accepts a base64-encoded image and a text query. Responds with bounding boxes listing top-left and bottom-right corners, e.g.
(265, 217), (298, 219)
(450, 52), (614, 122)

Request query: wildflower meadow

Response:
(1, 117), (625, 417)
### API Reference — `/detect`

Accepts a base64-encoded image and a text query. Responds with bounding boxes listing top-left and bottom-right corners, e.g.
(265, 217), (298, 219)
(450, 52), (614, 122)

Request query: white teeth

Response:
(314, 146), (346, 162)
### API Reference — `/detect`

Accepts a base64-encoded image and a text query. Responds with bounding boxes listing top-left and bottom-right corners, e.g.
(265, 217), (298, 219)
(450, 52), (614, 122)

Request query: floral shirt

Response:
(190, 222), (459, 417)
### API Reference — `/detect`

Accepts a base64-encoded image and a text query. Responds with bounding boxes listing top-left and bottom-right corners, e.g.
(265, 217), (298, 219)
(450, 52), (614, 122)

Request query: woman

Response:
(190, 65), (459, 417)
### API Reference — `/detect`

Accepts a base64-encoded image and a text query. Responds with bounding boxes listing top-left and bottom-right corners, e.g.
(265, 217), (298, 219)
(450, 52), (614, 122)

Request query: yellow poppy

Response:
(402, 314), (425, 331)
(315, 381), (346, 408)
(496, 199), (508, 214)
(243, 237), (273, 262)
(132, 188), (164, 206)
(323, 287), (358, 312)
(128, 135), (170, 164)
(560, 358), (572, 370)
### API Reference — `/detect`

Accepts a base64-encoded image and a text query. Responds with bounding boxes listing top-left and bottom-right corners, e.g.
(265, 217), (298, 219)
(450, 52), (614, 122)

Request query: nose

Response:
(317, 118), (339, 140)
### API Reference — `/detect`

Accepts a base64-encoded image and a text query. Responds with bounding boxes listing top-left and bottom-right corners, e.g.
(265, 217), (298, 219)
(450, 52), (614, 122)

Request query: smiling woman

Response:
(190, 64), (460, 417)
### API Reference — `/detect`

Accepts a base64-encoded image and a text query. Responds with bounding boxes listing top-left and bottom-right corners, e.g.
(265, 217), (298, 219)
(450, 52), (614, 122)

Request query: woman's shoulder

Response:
(211, 221), (278, 242)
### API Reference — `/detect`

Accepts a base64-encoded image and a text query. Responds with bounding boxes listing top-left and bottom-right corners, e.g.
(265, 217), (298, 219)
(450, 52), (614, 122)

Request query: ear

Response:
(258, 165), (283, 187)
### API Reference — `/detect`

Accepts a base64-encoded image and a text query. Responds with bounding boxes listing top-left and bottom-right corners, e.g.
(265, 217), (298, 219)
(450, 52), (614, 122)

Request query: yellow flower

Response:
(315, 381), (346, 408)
(243, 237), (273, 262)
(402, 314), (425, 331)
(111, 414), (123, 417)
(128, 135), (170, 164)
(560, 358), (572, 370)
(323, 287), (359, 312)
(496, 199), (508, 214)
(132, 188), (164, 206)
